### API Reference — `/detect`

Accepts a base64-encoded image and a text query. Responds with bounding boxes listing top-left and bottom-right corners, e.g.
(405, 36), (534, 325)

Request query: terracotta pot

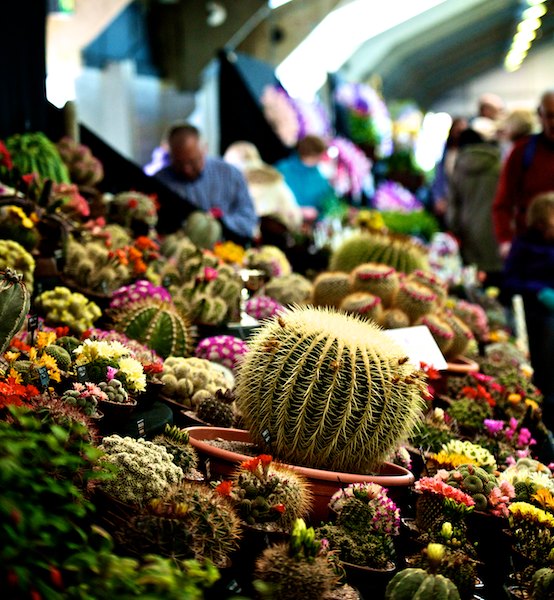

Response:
(433, 355), (480, 396)
(186, 427), (415, 524)
(342, 561), (397, 599)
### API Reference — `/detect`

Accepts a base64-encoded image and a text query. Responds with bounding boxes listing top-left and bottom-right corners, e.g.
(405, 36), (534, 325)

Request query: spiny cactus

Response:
(44, 344), (72, 371)
(55, 335), (82, 356)
(444, 464), (500, 512)
(111, 299), (193, 359)
(235, 305), (427, 473)
(311, 272), (351, 308)
(254, 519), (340, 600)
(381, 308), (410, 330)
(110, 191), (158, 230)
(330, 231), (429, 275)
(57, 136), (103, 186)
(34, 286), (102, 334)
(265, 273), (313, 306)
(152, 424), (199, 474)
(197, 388), (236, 428)
(194, 334), (248, 370)
(183, 210), (222, 249)
(394, 281), (437, 324)
(0, 268), (30, 355)
(244, 245), (292, 278)
(245, 295), (284, 321)
(98, 379), (131, 404)
(385, 544), (460, 599)
(109, 280), (171, 310)
(441, 313), (474, 360)
(0, 240), (35, 291)
(339, 292), (383, 323)
(531, 567), (554, 600)
(416, 314), (454, 355)
(350, 262), (400, 307)
(407, 269), (448, 306)
(450, 300), (489, 343)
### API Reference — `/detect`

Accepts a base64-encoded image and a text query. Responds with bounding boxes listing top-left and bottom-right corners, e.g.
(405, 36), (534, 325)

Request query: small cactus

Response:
(44, 344), (72, 371)
(0, 240), (35, 292)
(531, 567), (554, 600)
(194, 334), (248, 370)
(197, 388), (236, 428)
(441, 313), (474, 360)
(245, 295), (284, 321)
(394, 281), (437, 324)
(381, 308), (410, 329)
(152, 424), (199, 474)
(265, 273), (313, 305)
(339, 292), (383, 323)
(311, 272), (351, 308)
(98, 379), (132, 404)
(183, 210), (222, 249)
(416, 314), (454, 355)
(0, 268), (30, 355)
(350, 262), (400, 307)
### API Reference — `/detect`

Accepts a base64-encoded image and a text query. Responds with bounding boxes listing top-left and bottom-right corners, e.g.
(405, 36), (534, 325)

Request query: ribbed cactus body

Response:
(442, 313), (474, 360)
(408, 270), (448, 306)
(112, 300), (193, 359)
(385, 569), (460, 599)
(417, 315), (454, 355)
(44, 344), (72, 371)
(235, 306), (426, 473)
(197, 394), (235, 428)
(395, 281), (437, 324)
(339, 292), (383, 323)
(381, 308), (410, 330)
(265, 273), (313, 305)
(350, 263), (400, 307)
(152, 425), (198, 473)
(183, 211), (222, 249)
(415, 493), (445, 532)
(0, 268), (30, 355)
(330, 232), (429, 275)
(531, 567), (554, 600)
(311, 272), (351, 308)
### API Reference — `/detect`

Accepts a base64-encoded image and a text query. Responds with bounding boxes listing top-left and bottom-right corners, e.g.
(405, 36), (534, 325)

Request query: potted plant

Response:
(188, 305), (427, 521)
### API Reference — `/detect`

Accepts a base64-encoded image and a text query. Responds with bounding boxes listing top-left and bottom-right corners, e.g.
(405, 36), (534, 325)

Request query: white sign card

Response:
(383, 325), (448, 370)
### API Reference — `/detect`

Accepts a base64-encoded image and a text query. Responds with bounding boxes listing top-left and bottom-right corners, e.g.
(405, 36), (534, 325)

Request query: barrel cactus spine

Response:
(311, 272), (351, 308)
(350, 262), (400, 307)
(235, 306), (427, 473)
(416, 314), (454, 355)
(394, 281), (437, 324)
(0, 268), (31, 354)
(339, 292), (383, 323)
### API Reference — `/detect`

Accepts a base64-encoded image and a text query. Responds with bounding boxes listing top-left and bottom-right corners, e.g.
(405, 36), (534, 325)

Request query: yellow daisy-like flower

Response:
(429, 451), (480, 470)
(509, 501), (554, 528)
(8, 368), (22, 383)
(4, 351), (20, 363)
(118, 356), (146, 393)
(38, 354), (62, 383)
(36, 331), (57, 350)
(533, 488), (554, 512)
(486, 287), (499, 299)
(508, 393), (522, 405)
(28, 347), (37, 362)
(525, 399), (540, 411)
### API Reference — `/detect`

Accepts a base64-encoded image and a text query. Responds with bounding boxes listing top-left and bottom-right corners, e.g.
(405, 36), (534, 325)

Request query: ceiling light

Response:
(522, 4), (547, 19)
(517, 17), (542, 32)
(514, 28), (537, 42)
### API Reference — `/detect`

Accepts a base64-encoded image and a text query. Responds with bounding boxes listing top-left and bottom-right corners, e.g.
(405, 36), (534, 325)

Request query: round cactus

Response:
(109, 280), (171, 310)
(152, 425), (199, 474)
(339, 292), (383, 323)
(350, 262), (400, 307)
(194, 334), (248, 371)
(0, 240), (35, 292)
(407, 269), (448, 306)
(245, 295), (284, 321)
(183, 210), (222, 249)
(235, 306), (427, 473)
(265, 273), (313, 306)
(416, 314), (454, 355)
(531, 567), (554, 600)
(0, 268), (30, 355)
(311, 272), (351, 308)
(111, 300), (193, 359)
(441, 313), (474, 360)
(34, 286), (102, 334)
(381, 308), (411, 330)
(44, 344), (72, 371)
(57, 136), (104, 186)
(394, 281), (437, 324)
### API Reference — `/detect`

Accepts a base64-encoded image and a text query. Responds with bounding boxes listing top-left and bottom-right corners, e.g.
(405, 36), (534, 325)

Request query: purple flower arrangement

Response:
(373, 180), (423, 213)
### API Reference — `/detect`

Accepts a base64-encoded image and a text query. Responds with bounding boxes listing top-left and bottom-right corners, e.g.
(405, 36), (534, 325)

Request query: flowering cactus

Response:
(245, 295), (284, 321)
(194, 335), (248, 370)
(109, 280), (171, 310)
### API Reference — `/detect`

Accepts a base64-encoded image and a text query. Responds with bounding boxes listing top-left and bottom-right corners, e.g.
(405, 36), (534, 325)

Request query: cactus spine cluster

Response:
(0, 268), (30, 355)
(235, 305), (427, 473)
(152, 425), (199, 474)
(350, 262), (400, 307)
(111, 300), (193, 359)
(339, 292), (383, 322)
(0, 240), (35, 291)
(394, 281), (437, 324)
(56, 136), (104, 186)
(265, 273), (313, 306)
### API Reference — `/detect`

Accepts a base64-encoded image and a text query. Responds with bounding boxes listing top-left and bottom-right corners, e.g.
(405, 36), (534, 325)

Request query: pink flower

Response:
(203, 266), (218, 281)
(106, 366), (117, 381)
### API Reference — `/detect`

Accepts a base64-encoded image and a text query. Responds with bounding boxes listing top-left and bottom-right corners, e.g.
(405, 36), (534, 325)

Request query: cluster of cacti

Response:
(183, 210), (222, 249)
(235, 306), (427, 473)
(244, 245), (292, 278)
(160, 357), (231, 408)
(194, 334), (248, 370)
(109, 191), (158, 230)
(61, 381), (107, 416)
(43, 343), (72, 371)
(0, 239), (35, 291)
(98, 379), (133, 404)
(152, 424), (199, 474)
(350, 262), (400, 306)
(0, 268), (30, 355)
(330, 231), (429, 275)
(339, 292), (383, 322)
(0, 205), (40, 251)
(110, 299), (193, 359)
(385, 544), (461, 599)
(196, 388), (237, 427)
(409, 269), (449, 306)
(56, 136), (104, 186)
(34, 286), (102, 334)
(140, 482), (242, 567)
(6, 131), (70, 183)
(86, 328), (164, 369)
(245, 295), (284, 321)
(499, 458), (554, 499)
(160, 242), (241, 326)
(311, 272), (352, 308)
(55, 334), (82, 356)
(508, 502), (554, 565)
(254, 519), (340, 600)
(447, 397), (492, 433)
(265, 273), (313, 305)
(410, 408), (457, 453)
(109, 279), (171, 310)
(441, 312), (475, 360)
(417, 314), (455, 355)
(531, 567), (554, 600)
(99, 435), (183, 504)
(395, 280), (438, 323)
(63, 236), (133, 293)
(445, 464), (509, 512)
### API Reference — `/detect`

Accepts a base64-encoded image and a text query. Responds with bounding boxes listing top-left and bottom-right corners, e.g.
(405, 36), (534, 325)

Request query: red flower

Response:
(420, 362), (441, 380)
(55, 326), (69, 338)
(21, 173), (37, 186)
(272, 503), (286, 514)
(240, 457), (261, 473)
(0, 141), (13, 170)
(259, 454), (273, 467)
(127, 198), (139, 209)
(49, 566), (63, 589)
(215, 480), (234, 496)
(143, 362), (163, 374)
(209, 207), (223, 219)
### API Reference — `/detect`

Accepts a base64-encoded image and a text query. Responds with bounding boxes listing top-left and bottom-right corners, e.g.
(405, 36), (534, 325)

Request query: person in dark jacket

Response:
(503, 191), (554, 427)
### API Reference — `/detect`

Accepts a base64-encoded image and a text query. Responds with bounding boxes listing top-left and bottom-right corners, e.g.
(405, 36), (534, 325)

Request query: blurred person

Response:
(498, 108), (537, 160)
(447, 119), (503, 286)
(477, 92), (506, 122)
(154, 123), (258, 244)
(493, 90), (554, 259)
(503, 192), (554, 426)
(274, 134), (336, 219)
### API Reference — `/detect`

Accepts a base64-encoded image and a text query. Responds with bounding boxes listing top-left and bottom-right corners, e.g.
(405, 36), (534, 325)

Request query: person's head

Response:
(296, 135), (328, 166)
(500, 108), (536, 142)
(538, 91), (554, 143)
(167, 123), (206, 180)
(527, 191), (554, 241)
(445, 117), (468, 147)
(478, 93), (505, 121)
(223, 141), (263, 172)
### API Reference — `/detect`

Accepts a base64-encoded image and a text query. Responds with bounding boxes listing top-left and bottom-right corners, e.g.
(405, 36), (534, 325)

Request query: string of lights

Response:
(505, 0), (548, 71)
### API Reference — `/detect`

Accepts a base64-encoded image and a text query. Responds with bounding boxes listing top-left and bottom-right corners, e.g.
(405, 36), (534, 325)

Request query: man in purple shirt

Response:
(154, 124), (258, 243)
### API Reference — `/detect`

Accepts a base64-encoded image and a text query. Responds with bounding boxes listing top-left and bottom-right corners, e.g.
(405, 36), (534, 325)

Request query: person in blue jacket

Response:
(503, 191), (554, 426)
(154, 123), (258, 244)
(275, 134), (336, 218)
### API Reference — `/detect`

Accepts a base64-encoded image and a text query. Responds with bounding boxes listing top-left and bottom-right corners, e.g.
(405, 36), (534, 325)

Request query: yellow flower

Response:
(28, 347), (37, 362)
(38, 354), (62, 383)
(486, 287), (499, 298)
(509, 501), (554, 527)
(4, 351), (20, 363)
(525, 399), (540, 411)
(118, 356), (146, 392)
(8, 368), (22, 383)
(521, 364), (534, 379)
(533, 488), (554, 512)
(36, 331), (56, 350)
(508, 393), (522, 405)
(430, 451), (480, 470)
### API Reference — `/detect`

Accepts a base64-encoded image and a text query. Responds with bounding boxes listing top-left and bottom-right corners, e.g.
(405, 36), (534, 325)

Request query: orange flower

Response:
(240, 457), (261, 473)
(215, 480), (234, 496)
(508, 393), (522, 405)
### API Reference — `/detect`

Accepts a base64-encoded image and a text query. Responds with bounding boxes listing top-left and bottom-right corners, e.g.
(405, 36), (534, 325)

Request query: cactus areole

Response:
(235, 306), (427, 474)
(0, 268), (30, 355)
